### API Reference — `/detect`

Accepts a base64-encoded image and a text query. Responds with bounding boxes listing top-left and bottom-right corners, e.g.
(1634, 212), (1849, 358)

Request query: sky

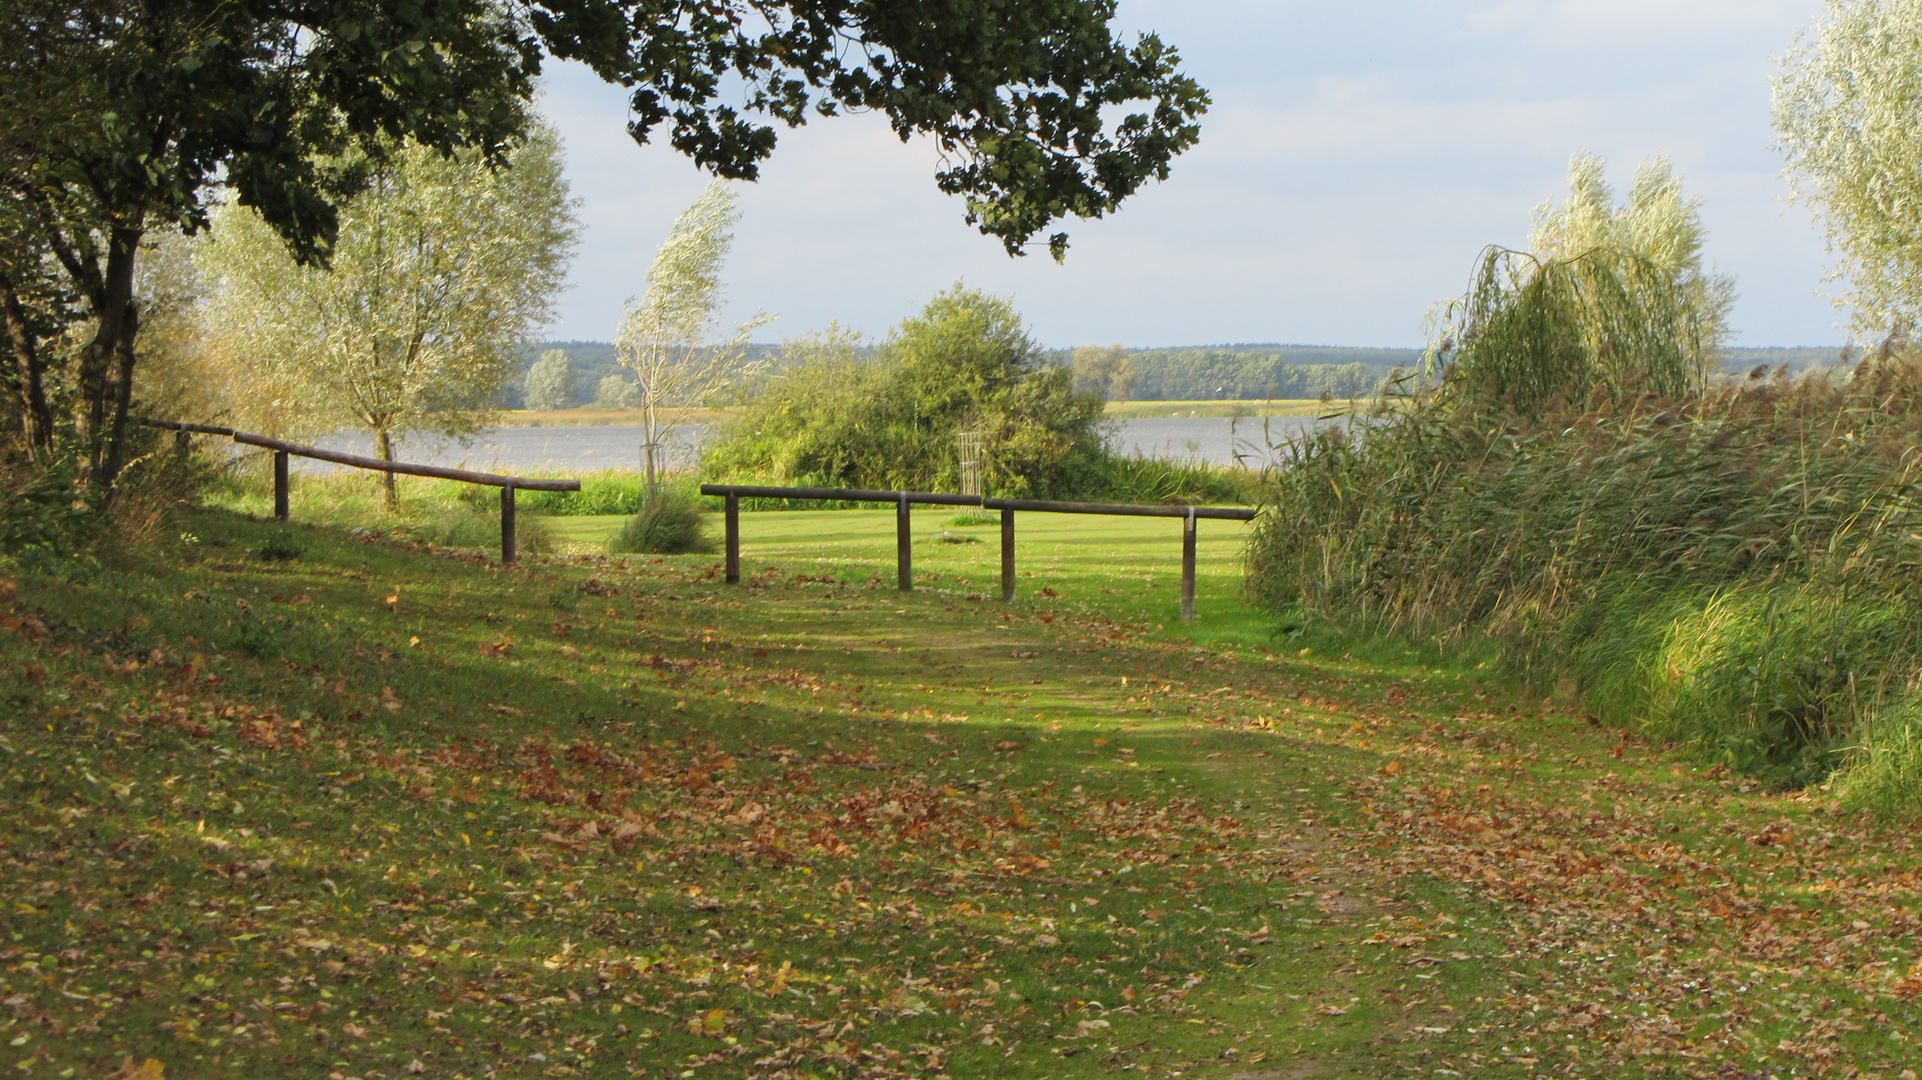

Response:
(534, 0), (1843, 350)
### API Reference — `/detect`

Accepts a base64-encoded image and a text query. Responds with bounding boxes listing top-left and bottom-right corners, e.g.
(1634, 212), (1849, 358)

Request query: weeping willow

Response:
(1423, 245), (1708, 411)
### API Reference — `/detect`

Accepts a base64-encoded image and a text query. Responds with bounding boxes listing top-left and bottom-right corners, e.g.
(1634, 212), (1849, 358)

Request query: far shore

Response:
(494, 399), (1342, 428)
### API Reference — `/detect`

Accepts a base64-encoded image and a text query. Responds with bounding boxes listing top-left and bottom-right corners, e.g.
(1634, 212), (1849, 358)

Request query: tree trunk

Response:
(0, 270), (53, 454)
(73, 220), (143, 493)
(376, 429), (399, 511)
(641, 399), (659, 505)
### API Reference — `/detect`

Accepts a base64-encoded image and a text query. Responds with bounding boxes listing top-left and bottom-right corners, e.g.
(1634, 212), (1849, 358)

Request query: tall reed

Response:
(1250, 356), (1922, 801)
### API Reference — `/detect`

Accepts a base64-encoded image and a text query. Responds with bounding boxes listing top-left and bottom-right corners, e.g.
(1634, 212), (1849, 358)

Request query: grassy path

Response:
(4, 510), (1921, 1079)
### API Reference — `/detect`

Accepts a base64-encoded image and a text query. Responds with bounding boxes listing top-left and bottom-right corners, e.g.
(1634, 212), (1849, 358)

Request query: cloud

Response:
(537, 1), (1843, 348)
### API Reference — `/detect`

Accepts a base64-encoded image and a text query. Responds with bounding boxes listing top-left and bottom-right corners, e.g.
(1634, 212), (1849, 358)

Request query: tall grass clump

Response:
(1252, 208), (1922, 806)
(1252, 349), (1922, 801)
(608, 490), (713, 554)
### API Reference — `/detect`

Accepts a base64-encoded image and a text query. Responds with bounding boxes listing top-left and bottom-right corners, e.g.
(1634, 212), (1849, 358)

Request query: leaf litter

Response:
(4, 512), (1922, 1078)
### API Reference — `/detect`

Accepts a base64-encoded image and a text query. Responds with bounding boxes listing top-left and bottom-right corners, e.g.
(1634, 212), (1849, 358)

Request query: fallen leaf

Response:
(105, 1059), (166, 1080)
(688, 1007), (727, 1037)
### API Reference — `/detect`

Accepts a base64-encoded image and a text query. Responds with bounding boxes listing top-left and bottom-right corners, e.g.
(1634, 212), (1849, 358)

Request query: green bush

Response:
(609, 492), (714, 555)
(0, 457), (103, 573)
(254, 529), (306, 561)
(704, 286), (1109, 499)
(514, 472), (653, 516)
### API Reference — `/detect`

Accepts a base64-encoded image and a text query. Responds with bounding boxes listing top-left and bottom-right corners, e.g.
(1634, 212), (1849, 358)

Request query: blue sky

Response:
(535, 0), (1843, 349)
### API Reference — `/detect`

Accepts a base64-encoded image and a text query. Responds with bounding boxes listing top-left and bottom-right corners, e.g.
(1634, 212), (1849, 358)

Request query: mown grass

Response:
(13, 507), (1922, 1079)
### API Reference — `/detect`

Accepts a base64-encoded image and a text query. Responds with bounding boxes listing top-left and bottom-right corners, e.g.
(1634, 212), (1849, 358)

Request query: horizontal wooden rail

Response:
(143, 420), (238, 437)
(699, 483), (980, 507)
(144, 418), (578, 564)
(983, 497), (1256, 521)
(699, 480), (1258, 619)
(231, 432), (580, 491)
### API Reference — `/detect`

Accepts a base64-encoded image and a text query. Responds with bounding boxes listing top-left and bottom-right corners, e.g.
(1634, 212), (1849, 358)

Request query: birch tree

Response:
(197, 123), (577, 509)
(613, 181), (771, 495)
(1775, 0), (1922, 341)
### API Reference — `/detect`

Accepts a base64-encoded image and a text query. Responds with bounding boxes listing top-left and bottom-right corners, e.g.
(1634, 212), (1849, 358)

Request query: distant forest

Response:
(508, 341), (1854, 408)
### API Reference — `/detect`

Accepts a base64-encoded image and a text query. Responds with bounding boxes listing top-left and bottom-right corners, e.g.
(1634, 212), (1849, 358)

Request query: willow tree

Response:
(613, 181), (771, 495)
(1425, 154), (1733, 411)
(1775, 0), (1922, 341)
(196, 124), (577, 509)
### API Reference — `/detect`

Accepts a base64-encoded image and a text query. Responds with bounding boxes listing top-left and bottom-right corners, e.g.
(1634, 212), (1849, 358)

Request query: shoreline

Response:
(494, 399), (1343, 428)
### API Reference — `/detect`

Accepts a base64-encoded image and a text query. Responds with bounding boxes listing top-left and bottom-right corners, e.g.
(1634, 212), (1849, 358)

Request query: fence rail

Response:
(143, 419), (579, 564)
(698, 483), (1256, 620)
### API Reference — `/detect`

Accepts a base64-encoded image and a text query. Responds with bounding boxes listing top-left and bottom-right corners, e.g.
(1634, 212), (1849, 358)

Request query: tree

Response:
(195, 123), (577, 510)
(596, 374), (642, 410)
(0, 0), (1208, 497)
(1527, 153), (1734, 369)
(1774, 0), (1922, 340)
(1424, 154), (1732, 411)
(613, 181), (771, 495)
(523, 349), (579, 412)
(706, 286), (1108, 498)
(1073, 344), (1134, 400)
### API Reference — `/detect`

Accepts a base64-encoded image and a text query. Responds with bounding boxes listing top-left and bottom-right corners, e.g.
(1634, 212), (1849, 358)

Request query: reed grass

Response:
(1250, 355), (1922, 805)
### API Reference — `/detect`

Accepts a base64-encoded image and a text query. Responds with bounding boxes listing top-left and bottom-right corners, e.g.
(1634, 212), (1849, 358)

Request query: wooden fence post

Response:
(273, 450), (289, 523)
(1180, 507), (1197, 622)
(501, 484), (517, 565)
(1000, 508), (1015, 601)
(725, 492), (740, 584)
(896, 494), (912, 591)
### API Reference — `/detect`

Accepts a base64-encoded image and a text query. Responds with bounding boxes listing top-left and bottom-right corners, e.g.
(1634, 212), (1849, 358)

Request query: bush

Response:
(705, 286), (1109, 499)
(609, 492), (714, 554)
(255, 529), (305, 561)
(0, 457), (102, 571)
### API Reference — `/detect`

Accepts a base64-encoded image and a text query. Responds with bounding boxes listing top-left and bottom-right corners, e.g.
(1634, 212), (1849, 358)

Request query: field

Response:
(7, 507), (1922, 1079)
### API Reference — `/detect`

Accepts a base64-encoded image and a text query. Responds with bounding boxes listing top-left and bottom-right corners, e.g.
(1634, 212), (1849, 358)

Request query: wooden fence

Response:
(143, 420), (579, 564)
(699, 484), (1257, 620)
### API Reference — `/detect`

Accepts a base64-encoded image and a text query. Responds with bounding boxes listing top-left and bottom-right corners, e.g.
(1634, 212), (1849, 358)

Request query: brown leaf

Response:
(479, 637), (514, 658)
(105, 1058), (166, 1080)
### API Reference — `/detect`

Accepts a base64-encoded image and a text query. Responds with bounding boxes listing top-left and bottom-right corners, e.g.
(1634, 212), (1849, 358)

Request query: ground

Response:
(4, 508), (1922, 1079)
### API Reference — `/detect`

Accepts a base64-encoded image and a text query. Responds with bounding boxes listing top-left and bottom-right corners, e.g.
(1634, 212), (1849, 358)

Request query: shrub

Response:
(609, 492), (714, 555)
(705, 286), (1109, 499)
(255, 529), (306, 561)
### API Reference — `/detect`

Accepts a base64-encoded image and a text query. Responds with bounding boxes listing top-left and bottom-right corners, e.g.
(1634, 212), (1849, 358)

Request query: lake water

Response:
(292, 415), (1329, 475)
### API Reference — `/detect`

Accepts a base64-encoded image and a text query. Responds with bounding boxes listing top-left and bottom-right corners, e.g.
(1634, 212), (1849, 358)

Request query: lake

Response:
(292, 415), (1329, 475)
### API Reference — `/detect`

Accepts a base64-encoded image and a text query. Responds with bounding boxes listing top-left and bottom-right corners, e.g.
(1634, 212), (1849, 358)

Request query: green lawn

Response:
(8, 508), (1922, 1079)
(542, 508), (1263, 647)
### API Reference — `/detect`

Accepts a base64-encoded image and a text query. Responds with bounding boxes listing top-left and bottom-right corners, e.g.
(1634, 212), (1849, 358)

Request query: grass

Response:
(15, 507), (1922, 1078)
(540, 507), (1269, 648)
(1251, 358), (1922, 806)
